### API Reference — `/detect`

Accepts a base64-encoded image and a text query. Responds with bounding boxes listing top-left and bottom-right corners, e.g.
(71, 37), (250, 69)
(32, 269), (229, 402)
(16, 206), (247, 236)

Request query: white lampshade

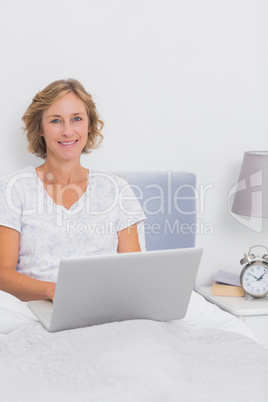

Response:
(231, 151), (268, 218)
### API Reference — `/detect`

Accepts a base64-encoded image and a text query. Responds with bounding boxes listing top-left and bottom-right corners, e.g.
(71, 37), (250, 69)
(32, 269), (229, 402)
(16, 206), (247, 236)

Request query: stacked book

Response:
(212, 270), (245, 296)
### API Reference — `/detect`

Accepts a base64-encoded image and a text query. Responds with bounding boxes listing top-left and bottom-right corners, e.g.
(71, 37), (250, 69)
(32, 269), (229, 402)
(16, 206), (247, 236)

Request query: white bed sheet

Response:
(0, 289), (255, 339)
(1, 290), (268, 402)
(1, 314), (268, 402)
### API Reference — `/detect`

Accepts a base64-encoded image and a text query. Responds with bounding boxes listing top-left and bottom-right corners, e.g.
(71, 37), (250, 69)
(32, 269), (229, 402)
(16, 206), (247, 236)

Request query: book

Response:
(212, 282), (245, 297)
(212, 270), (245, 297)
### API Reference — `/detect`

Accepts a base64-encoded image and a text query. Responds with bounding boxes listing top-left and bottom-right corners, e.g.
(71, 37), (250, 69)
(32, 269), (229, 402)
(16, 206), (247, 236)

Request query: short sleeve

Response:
(115, 176), (146, 232)
(0, 174), (22, 233)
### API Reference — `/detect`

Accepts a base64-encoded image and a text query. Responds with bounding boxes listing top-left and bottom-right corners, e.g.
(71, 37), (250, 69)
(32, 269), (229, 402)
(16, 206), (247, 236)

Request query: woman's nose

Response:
(61, 122), (74, 137)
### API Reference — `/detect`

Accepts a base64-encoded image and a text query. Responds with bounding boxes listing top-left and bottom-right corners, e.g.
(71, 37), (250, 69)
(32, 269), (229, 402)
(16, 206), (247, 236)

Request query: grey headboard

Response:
(119, 171), (196, 250)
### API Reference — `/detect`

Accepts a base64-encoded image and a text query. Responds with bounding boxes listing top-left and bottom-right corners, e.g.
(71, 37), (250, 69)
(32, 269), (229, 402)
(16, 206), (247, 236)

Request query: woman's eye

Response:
(73, 117), (82, 122)
(51, 119), (60, 123)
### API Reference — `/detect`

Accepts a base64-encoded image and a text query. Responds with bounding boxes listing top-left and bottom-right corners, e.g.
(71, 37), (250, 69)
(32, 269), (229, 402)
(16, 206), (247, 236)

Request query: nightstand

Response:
(196, 286), (268, 349)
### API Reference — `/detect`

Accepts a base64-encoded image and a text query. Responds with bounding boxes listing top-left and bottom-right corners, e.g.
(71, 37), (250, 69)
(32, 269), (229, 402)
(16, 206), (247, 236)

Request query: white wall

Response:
(1, 0), (267, 285)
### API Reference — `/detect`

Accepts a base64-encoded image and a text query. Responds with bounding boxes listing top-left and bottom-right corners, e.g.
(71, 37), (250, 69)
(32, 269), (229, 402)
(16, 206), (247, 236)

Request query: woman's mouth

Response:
(58, 140), (78, 147)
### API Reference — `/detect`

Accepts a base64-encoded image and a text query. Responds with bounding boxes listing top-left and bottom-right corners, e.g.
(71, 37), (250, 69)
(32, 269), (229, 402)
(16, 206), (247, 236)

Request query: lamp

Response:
(231, 151), (268, 218)
(231, 151), (268, 300)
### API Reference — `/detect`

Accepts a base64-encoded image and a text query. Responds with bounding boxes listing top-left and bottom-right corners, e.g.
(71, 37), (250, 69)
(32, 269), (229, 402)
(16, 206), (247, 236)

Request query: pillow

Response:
(0, 290), (38, 334)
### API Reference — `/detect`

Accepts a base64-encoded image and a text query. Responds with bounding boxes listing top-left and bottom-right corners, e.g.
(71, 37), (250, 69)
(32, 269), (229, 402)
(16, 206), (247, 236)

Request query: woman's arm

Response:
(0, 226), (56, 301)
(117, 223), (141, 253)
(0, 220), (140, 301)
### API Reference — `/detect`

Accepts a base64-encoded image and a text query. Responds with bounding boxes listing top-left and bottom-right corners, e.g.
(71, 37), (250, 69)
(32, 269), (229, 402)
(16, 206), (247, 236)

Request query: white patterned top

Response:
(0, 166), (146, 282)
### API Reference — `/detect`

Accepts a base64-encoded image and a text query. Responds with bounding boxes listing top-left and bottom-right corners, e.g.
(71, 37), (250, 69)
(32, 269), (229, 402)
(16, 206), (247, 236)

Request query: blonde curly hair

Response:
(22, 79), (104, 159)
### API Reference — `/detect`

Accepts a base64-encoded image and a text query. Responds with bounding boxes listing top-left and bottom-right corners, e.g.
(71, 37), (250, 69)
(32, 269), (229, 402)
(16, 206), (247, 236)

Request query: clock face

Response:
(241, 263), (268, 297)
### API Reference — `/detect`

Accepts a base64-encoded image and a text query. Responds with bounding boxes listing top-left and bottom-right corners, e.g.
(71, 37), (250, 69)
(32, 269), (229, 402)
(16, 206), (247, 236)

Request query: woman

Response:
(0, 79), (145, 302)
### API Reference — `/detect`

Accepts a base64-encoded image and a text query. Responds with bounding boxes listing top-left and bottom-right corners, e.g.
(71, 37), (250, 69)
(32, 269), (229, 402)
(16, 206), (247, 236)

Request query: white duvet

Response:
(1, 291), (268, 402)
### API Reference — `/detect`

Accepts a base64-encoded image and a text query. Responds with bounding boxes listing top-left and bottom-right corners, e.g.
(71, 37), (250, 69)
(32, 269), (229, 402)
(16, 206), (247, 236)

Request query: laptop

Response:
(28, 247), (203, 332)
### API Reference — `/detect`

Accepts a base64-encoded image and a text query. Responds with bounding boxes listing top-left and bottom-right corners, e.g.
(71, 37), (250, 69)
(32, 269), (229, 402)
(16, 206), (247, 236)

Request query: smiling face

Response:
(41, 92), (90, 163)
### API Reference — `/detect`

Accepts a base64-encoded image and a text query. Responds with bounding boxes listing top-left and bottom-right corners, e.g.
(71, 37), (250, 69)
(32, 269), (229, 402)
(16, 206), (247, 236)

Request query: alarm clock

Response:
(240, 245), (268, 298)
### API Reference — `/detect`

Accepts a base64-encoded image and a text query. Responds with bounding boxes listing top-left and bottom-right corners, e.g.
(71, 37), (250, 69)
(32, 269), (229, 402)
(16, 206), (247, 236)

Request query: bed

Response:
(1, 171), (268, 402)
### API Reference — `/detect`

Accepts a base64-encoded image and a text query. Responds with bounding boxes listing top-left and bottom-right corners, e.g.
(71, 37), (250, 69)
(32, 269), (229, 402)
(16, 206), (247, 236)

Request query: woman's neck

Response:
(36, 159), (88, 185)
